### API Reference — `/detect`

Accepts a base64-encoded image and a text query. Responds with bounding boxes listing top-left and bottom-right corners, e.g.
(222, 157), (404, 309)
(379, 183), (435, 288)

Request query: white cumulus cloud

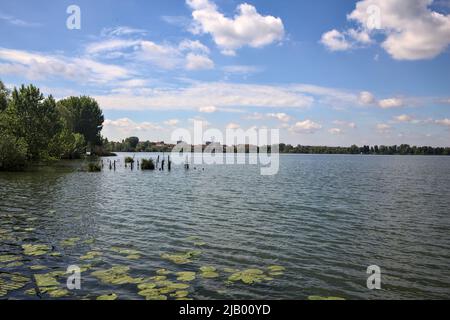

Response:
(187, 0), (284, 55)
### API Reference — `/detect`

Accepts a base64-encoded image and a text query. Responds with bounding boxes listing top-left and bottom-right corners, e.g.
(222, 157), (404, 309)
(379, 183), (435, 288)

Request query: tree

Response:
(0, 132), (28, 171)
(57, 96), (104, 147)
(125, 136), (139, 150)
(0, 80), (9, 112)
(9, 85), (62, 160)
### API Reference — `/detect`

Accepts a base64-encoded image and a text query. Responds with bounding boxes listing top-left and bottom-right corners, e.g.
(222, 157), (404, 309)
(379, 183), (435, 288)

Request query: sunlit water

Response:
(1, 153), (449, 300)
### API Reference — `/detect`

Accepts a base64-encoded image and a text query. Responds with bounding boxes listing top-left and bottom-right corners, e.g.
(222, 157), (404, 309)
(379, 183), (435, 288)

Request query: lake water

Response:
(1, 153), (449, 300)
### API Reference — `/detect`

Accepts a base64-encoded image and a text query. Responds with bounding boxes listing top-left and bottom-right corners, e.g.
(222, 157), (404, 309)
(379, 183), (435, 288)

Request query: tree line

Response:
(0, 80), (106, 171)
(279, 144), (450, 155)
(104, 136), (450, 156)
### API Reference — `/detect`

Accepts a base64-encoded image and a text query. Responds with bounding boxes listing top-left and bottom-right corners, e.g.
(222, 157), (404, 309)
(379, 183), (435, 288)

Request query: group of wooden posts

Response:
(102, 155), (175, 171)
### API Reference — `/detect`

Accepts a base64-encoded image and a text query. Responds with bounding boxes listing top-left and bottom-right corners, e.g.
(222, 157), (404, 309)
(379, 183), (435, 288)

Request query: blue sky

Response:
(0, 0), (449, 146)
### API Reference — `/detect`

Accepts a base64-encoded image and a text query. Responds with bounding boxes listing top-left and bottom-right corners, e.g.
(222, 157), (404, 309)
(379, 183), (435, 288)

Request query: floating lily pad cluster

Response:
(22, 244), (51, 256)
(60, 237), (81, 247)
(0, 254), (22, 266)
(137, 275), (192, 300)
(0, 273), (29, 297)
(80, 251), (103, 261)
(176, 271), (196, 282)
(91, 266), (143, 285)
(111, 246), (141, 260)
(161, 250), (202, 265)
(200, 266), (219, 279)
(227, 268), (273, 285)
(32, 272), (69, 298)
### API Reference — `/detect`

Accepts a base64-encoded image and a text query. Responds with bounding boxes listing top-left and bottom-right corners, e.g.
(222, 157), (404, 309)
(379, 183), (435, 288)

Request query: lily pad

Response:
(91, 265), (141, 285)
(161, 253), (192, 265)
(60, 238), (80, 247)
(80, 251), (103, 260)
(200, 266), (216, 272)
(34, 274), (59, 287)
(25, 288), (37, 296)
(6, 261), (24, 268)
(267, 265), (285, 272)
(156, 268), (171, 275)
(0, 254), (21, 263)
(125, 254), (141, 260)
(47, 288), (69, 298)
(22, 244), (50, 256)
(111, 247), (141, 256)
(97, 293), (118, 300)
(138, 283), (157, 290)
(30, 265), (48, 271)
(176, 271), (196, 282)
(228, 269), (269, 285)
(170, 290), (189, 298)
(201, 271), (219, 279)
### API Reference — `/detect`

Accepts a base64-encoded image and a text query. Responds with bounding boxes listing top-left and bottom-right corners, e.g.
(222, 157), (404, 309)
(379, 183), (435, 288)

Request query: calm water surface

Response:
(1, 154), (449, 300)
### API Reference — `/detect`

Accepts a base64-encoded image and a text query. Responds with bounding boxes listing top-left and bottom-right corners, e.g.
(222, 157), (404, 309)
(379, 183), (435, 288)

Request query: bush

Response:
(141, 158), (155, 170)
(0, 133), (28, 171)
(125, 156), (134, 164)
(87, 162), (101, 172)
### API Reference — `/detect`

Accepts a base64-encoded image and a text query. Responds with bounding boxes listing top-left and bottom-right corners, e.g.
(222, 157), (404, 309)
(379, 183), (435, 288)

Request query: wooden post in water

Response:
(168, 155), (171, 171)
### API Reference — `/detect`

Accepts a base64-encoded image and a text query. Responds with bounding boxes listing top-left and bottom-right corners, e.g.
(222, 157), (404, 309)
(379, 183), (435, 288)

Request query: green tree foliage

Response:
(8, 85), (62, 160)
(0, 80), (105, 170)
(0, 132), (28, 171)
(57, 96), (104, 147)
(0, 80), (9, 112)
(125, 136), (139, 150)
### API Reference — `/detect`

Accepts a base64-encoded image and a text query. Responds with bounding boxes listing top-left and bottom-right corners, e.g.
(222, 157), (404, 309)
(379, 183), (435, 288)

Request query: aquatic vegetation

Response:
(22, 244), (51, 256)
(34, 274), (59, 287)
(91, 265), (143, 285)
(138, 283), (157, 290)
(0, 273), (29, 297)
(60, 237), (80, 247)
(161, 250), (201, 265)
(194, 241), (206, 247)
(87, 162), (102, 172)
(308, 295), (346, 300)
(80, 251), (103, 260)
(126, 254), (141, 260)
(47, 288), (69, 298)
(141, 158), (155, 170)
(223, 268), (240, 273)
(97, 293), (118, 300)
(83, 238), (95, 245)
(125, 157), (135, 164)
(0, 254), (21, 263)
(228, 269), (272, 285)
(111, 247), (141, 260)
(199, 266), (219, 279)
(30, 265), (48, 271)
(176, 271), (196, 282)
(6, 261), (24, 268)
(267, 265), (285, 276)
(25, 288), (37, 296)
(170, 290), (189, 298)
(156, 268), (171, 275)
(49, 252), (62, 257)
(150, 275), (167, 282)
